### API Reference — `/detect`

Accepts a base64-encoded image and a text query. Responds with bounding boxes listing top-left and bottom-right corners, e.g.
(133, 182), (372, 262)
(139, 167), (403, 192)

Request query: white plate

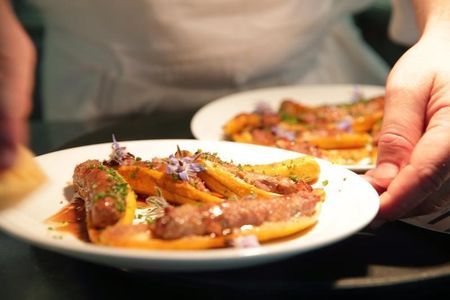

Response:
(191, 84), (385, 172)
(0, 140), (379, 272)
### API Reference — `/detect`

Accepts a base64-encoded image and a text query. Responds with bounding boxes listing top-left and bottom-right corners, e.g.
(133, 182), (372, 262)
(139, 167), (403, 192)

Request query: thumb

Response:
(367, 50), (429, 192)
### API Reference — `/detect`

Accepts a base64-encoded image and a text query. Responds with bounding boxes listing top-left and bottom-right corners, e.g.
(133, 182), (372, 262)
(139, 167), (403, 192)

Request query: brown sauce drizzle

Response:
(45, 197), (150, 243)
(45, 198), (90, 242)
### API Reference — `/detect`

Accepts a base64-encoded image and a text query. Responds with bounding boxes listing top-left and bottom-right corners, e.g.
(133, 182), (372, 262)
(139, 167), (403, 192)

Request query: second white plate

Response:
(191, 84), (385, 172)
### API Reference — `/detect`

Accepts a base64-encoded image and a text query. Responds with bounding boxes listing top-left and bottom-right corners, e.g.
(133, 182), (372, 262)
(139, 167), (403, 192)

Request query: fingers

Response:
(0, 59), (34, 171)
(369, 51), (430, 191)
(377, 105), (450, 220)
(367, 37), (450, 221)
(365, 46), (436, 220)
(0, 3), (35, 171)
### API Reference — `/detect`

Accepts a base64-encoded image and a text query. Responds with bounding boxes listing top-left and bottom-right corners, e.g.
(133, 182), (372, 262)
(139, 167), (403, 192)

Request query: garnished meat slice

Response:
(152, 190), (321, 240)
(73, 160), (127, 228)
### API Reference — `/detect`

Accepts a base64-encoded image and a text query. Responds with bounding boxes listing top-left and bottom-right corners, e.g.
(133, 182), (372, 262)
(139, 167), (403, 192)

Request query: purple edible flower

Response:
(335, 119), (353, 132)
(254, 101), (274, 115)
(271, 126), (296, 141)
(228, 235), (260, 248)
(351, 85), (365, 103)
(166, 152), (205, 181)
(110, 134), (128, 165)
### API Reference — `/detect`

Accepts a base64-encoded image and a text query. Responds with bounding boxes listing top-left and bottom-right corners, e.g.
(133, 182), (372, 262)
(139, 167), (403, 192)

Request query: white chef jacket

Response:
(29, 0), (416, 121)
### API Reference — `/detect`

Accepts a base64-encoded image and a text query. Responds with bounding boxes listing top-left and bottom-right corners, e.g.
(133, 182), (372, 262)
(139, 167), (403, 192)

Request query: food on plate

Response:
(73, 160), (137, 241)
(222, 94), (384, 166)
(100, 190), (322, 250)
(47, 138), (325, 250)
(239, 156), (320, 184)
(117, 154), (224, 205)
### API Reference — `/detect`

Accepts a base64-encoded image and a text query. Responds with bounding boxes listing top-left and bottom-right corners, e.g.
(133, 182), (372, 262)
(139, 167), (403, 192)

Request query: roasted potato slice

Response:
(200, 160), (280, 198)
(307, 133), (371, 149)
(223, 113), (261, 136)
(240, 156), (320, 184)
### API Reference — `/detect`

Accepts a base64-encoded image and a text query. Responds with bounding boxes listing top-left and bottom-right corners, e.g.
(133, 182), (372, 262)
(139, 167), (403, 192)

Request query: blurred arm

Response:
(0, 0), (36, 170)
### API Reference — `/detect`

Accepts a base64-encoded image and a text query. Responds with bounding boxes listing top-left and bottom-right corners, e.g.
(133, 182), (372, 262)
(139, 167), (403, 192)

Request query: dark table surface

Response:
(1, 110), (449, 300)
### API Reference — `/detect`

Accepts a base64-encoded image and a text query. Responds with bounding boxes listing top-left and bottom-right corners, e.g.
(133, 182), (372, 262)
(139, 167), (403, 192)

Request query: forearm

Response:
(0, 0), (35, 168)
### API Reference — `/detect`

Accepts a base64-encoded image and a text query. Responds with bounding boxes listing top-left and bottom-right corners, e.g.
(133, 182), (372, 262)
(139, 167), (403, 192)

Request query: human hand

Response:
(0, 0), (36, 170)
(365, 30), (450, 222)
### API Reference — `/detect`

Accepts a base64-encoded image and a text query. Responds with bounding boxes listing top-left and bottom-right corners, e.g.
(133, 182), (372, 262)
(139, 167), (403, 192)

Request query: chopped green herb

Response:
(289, 175), (299, 183)
(279, 113), (298, 124)
(130, 167), (139, 179)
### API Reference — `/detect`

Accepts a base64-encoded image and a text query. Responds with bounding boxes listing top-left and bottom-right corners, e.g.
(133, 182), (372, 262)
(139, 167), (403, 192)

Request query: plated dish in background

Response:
(0, 140), (379, 271)
(191, 84), (385, 172)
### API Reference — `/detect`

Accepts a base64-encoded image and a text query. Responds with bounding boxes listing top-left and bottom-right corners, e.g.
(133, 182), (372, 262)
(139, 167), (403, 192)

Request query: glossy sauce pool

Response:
(45, 198), (90, 242)
(45, 197), (150, 242)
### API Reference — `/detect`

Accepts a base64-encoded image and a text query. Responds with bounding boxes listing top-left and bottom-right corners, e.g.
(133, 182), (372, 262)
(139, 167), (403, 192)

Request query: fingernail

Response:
(376, 162), (399, 178)
(364, 163), (399, 191)
(371, 163), (400, 187)
(362, 175), (386, 194)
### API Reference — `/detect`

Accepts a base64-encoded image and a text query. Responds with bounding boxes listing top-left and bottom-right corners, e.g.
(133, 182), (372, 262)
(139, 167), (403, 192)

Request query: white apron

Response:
(30, 0), (398, 121)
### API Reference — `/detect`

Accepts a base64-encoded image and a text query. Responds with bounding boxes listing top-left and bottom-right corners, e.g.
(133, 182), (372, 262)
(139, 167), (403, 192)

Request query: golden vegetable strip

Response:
(118, 165), (223, 204)
(202, 160), (280, 198)
(241, 156), (320, 184)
